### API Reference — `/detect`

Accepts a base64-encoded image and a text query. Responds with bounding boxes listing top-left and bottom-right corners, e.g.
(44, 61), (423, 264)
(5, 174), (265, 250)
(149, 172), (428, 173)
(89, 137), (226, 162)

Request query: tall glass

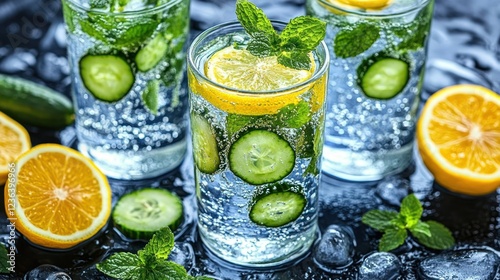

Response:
(307, 0), (434, 181)
(188, 21), (329, 266)
(61, 0), (190, 180)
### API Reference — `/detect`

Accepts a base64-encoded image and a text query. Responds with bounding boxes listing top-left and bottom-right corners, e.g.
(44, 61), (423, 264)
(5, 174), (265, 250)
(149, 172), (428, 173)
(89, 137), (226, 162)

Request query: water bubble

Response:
(358, 252), (402, 280)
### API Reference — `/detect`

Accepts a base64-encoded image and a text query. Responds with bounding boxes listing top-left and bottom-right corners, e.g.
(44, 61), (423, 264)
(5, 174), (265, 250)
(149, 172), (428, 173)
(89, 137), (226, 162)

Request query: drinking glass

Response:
(61, 0), (190, 180)
(187, 21), (329, 266)
(307, 0), (434, 181)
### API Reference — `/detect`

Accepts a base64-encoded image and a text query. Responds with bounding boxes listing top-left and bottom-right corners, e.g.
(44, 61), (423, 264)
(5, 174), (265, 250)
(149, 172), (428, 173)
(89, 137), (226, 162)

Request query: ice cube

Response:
(168, 242), (195, 271)
(375, 177), (410, 206)
(358, 252), (402, 280)
(418, 248), (500, 280)
(24, 264), (71, 280)
(313, 225), (355, 271)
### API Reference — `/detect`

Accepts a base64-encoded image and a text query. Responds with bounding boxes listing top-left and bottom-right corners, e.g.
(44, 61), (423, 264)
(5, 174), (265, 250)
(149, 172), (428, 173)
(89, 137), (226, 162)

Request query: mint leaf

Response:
(277, 51), (311, 70)
(148, 260), (189, 279)
(379, 227), (407, 252)
(334, 23), (380, 58)
(0, 245), (9, 273)
(140, 227), (175, 261)
(226, 114), (256, 136)
(113, 20), (158, 49)
(400, 194), (423, 228)
(280, 16), (326, 52)
(96, 252), (143, 280)
(362, 210), (398, 232)
(247, 34), (277, 57)
(235, 0), (276, 38)
(79, 18), (109, 43)
(409, 220), (431, 238)
(412, 220), (455, 250)
(393, 7), (432, 52)
(90, 0), (110, 9)
(277, 101), (311, 128)
(235, 0), (325, 70)
(142, 80), (159, 115)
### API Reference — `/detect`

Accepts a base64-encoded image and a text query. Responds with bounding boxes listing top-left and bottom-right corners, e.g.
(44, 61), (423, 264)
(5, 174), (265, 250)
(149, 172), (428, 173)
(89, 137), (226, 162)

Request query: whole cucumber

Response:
(0, 74), (75, 129)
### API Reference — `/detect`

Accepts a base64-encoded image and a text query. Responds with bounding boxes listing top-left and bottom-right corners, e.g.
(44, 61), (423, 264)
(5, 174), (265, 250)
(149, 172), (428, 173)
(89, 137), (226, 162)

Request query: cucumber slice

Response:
(112, 188), (183, 240)
(229, 130), (295, 185)
(249, 183), (306, 227)
(79, 54), (135, 102)
(135, 34), (168, 72)
(191, 114), (220, 174)
(360, 57), (409, 99)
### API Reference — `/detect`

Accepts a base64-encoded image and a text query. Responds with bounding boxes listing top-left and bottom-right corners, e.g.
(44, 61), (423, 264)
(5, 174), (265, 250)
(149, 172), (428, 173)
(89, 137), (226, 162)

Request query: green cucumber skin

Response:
(0, 74), (74, 129)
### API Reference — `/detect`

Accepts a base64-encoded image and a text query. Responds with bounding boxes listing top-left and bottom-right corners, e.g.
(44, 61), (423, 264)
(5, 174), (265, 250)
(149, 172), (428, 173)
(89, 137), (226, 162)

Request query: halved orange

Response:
(189, 46), (322, 116)
(0, 111), (31, 185)
(4, 144), (112, 249)
(417, 84), (500, 196)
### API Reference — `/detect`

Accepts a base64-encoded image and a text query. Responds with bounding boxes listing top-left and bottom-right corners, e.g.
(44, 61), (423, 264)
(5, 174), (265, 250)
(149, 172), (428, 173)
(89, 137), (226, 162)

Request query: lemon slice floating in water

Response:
(190, 46), (318, 116)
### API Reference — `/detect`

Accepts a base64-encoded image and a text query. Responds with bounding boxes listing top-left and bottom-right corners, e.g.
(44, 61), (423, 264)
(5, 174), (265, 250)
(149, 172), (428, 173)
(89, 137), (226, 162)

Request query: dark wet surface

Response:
(1, 0), (500, 279)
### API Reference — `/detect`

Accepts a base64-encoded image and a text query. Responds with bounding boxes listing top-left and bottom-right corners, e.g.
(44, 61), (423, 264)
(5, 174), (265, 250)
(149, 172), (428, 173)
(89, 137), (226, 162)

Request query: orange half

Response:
(5, 144), (112, 249)
(0, 111), (31, 185)
(417, 84), (500, 196)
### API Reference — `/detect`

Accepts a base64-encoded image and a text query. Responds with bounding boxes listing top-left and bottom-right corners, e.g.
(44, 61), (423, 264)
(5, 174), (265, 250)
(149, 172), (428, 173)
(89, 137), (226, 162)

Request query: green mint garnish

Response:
(277, 101), (311, 129)
(97, 227), (211, 280)
(142, 80), (159, 115)
(362, 194), (455, 252)
(90, 0), (109, 9)
(226, 101), (312, 136)
(235, 0), (326, 70)
(0, 245), (9, 273)
(393, 19), (431, 52)
(334, 22), (380, 58)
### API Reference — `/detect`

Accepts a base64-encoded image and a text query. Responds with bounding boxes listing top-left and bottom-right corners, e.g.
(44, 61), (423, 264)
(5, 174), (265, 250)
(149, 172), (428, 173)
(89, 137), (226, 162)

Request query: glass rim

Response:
(316, 0), (433, 18)
(62, 0), (179, 16)
(187, 20), (330, 96)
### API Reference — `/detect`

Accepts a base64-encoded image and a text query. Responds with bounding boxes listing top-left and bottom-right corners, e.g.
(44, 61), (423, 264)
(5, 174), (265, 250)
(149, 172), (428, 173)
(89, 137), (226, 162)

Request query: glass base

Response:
(198, 223), (318, 268)
(78, 139), (187, 180)
(321, 141), (414, 182)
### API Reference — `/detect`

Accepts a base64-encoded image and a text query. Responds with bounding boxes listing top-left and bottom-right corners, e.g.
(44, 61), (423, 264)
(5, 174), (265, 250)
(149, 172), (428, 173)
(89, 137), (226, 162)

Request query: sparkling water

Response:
(188, 23), (329, 266)
(306, 0), (434, 181)
(62, 0), (190, 179)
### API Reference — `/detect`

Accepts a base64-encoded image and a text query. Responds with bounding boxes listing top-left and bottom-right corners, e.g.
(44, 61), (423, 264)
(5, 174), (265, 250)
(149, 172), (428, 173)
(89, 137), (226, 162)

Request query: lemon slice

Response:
(417, 84), (500, 196)
(332, 0), (392, 9)
(190, 46), (317, 116)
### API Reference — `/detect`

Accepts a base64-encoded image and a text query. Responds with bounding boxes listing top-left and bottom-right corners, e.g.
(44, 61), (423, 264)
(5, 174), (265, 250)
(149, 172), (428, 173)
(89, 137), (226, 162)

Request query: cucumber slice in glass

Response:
(360, 57), (409, 99)
(79, 54), (135, 102)
(229, 130), (295, 185)
(191, 114), (221, 174)
(135, 34), (168, 72)
(249, 183), (306, 227)
(112, 188), (183, 240)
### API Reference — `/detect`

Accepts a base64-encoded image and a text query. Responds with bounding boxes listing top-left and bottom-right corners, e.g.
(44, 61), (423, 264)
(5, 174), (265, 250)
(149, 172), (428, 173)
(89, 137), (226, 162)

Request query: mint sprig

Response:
(235, 0), (326, 70)
(97, 227), (210, 280)
(0, 245), (9, 274)
(334, 22), (380, 58)
(362, 194), (455, 251)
